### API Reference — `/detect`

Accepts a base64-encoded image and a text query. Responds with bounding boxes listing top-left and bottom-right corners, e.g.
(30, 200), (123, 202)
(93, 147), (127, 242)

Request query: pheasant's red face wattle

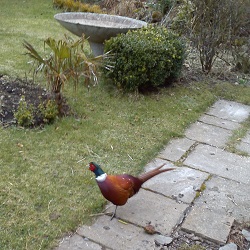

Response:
(89, 163), (96, 171)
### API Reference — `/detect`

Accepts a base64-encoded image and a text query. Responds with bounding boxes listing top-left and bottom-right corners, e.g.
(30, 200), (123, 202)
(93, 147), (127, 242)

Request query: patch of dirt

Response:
(228, 221), (250, 250)
(169, 230), (219, 250)
(168, 221), (250, 250)
(143, 221), (250, 249)
(0, 75), (51, 127)
(0, 74), (72, 128)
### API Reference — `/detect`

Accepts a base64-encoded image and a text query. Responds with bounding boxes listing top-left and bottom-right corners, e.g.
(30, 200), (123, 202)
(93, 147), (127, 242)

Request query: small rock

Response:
(186, 233), (194, 238)
(178, 231), (184, 236)
(144, 224), (157, 235)
(154, 235), (173, 246)
(192, 236), (200, 241)
(219, 243), (238, 250)
(173, 231), (179, 238)
(242, 229), (250, 241)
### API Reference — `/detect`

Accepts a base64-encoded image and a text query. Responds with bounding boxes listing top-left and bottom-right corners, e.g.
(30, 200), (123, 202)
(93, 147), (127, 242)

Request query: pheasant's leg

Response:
(110, 206), (117, 220)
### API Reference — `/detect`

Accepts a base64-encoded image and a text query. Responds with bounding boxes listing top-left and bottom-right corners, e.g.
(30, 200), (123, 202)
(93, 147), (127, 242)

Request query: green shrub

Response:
(14, 96), (60, 127)
(38, 99), (59, 124)
(103, 26), (185, 92)
(14, 96), (34, 127)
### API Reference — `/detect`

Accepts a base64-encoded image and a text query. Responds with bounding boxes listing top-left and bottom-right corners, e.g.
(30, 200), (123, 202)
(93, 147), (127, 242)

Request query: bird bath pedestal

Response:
(54, 12), (147, 56)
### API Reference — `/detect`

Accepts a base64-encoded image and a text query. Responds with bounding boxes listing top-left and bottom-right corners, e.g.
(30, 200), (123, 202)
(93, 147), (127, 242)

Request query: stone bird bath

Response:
(54, 12), (147, 56)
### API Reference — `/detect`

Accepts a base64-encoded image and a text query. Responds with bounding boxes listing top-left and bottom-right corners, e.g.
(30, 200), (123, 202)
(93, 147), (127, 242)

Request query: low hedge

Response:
(103, 25), (186, 92)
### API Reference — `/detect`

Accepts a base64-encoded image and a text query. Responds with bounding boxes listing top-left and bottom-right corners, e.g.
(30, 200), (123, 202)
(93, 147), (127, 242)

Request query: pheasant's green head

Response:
(89, 162), (105, 178)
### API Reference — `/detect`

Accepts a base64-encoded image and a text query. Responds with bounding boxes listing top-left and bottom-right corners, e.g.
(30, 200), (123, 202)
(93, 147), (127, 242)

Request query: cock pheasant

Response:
(89, 162), (174, 219)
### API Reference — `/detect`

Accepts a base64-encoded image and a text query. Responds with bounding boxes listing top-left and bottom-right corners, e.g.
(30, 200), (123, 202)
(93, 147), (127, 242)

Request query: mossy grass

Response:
(178, 244), (206, 250)
(1, 1), (250, 249)
(226, 117), (250, 156)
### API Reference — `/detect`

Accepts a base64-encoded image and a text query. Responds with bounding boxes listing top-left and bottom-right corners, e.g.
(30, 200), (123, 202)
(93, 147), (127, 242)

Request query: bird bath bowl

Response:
(54, 12), (147, 56)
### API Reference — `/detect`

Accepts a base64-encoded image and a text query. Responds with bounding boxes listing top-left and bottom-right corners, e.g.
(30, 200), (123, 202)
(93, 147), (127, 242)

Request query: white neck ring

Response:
(96, 173), (107, 182)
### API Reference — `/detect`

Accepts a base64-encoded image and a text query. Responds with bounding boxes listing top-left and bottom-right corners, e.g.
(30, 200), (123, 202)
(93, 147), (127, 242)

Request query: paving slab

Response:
(196, 176), (250, 222)
(184, 144), (250, 184)
(77, 215), (155, 250)
(106, 189), (189, 235)
(143, 164), (209, 204)
(182, 175), (250, 243)
(144, 158), (172, 169)
(182, 206), (234, 244)
(206, 100), (250, 122)
(219, 243), (238, 250)
(157, 137), (195, 162)
(198, 114), (241, 130)
(185, 121), (232, 147)
(55, 234), (103, 250)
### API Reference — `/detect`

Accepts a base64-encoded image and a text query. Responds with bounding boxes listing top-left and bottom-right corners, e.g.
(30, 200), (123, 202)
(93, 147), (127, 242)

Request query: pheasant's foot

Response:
(110, 212), (116, 220)
(110, 205), (118, 220)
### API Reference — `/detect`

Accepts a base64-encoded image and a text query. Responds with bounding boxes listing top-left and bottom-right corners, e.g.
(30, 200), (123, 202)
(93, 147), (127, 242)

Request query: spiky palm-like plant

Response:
(23, 35), (104, 116)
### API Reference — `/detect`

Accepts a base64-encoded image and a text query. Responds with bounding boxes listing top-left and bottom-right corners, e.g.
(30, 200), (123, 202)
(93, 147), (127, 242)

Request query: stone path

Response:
(55, 100), (250, 250)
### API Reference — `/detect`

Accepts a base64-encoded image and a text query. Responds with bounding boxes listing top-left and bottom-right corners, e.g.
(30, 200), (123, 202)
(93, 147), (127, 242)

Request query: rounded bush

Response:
(103, 25), (186, 92)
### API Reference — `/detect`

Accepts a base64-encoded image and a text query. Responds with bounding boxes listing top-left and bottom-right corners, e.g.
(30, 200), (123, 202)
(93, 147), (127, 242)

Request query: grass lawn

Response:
(0, 0), (72, 77)
(1, 1), (250, 249)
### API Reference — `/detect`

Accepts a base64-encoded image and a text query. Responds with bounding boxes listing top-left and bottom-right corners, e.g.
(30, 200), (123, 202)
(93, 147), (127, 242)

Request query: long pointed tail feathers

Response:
(138, 163), (175, 183)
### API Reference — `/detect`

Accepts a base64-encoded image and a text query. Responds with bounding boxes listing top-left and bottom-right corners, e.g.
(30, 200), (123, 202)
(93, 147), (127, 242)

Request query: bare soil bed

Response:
(0, 75), (71, 127)
(0, 75), (50, 127)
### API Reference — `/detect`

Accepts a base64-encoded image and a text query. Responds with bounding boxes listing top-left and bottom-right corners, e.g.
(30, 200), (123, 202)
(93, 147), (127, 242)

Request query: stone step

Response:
(198, 114), (241, 130)
(184, 144), (250, 184)
(55, 234), (103, 250)
(105, 188), (189, 235)
(182, 175), (250, 243)
(143, 162), (209, 204)
(185, 121), (232, 147)
(77, 215), (155, 250)
(206, 100), (250, 123)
